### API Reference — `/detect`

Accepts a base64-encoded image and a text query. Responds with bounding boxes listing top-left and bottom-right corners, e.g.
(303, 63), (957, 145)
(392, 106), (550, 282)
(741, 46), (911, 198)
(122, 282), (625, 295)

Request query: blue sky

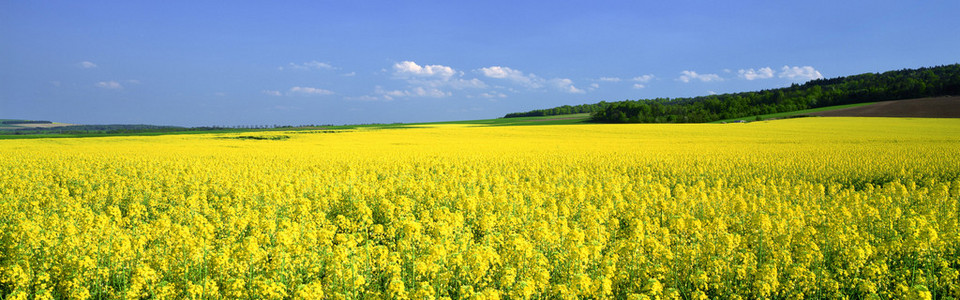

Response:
(2, 1), (958, 126)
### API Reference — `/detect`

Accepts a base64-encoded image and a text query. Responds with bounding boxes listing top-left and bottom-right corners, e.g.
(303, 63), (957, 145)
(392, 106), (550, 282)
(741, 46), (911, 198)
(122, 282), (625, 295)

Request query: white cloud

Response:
(479, 66), (519, 79)
(393, 61), (456, 79)
(479, 66), (542, 88)
(708, 91), (718, 95)
(480, 66), (584, 93)
(738, 67), (775, 80)
(95, 81), (122, 89)
(599, 77), (621, 82)
(79, 61), (97, 68)
(678, 70), (722, 83)
(550, 78), (585, 94)
(289, 86), (334, 95)
(380, 61), (490, 100)
(778, 66), (823, 81)
(262, 90), (283, 96)
(633, 83), (646, 89)
(286, 61), (336, 71)
(633, 74), (655, 82)
(590, 83), (600, 89)
(342, 72), (356, 77)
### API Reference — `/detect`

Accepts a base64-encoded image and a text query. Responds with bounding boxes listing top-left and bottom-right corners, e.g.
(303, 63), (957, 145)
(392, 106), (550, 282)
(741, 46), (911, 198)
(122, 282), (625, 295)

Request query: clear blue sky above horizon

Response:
(2, 1), (958, 126)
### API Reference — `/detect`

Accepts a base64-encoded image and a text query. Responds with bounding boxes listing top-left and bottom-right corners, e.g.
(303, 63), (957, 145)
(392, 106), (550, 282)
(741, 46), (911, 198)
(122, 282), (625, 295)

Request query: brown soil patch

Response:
(7, 123), (74, 129)
(808, 96), (960, 118)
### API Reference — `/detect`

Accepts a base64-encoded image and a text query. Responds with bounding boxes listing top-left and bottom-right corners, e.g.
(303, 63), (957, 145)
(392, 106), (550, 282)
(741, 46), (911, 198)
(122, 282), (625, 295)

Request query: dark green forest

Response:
(503, 102), (614, 118)
(504, 64), (960, 123)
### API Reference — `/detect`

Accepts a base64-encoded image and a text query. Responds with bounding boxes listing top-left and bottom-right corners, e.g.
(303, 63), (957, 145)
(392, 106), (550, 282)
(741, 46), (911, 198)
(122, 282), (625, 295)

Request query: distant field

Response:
(807, 96), (960, 118)
(5, 123), (74, 129)
(0, 119), (27, 128)
(4, 95), (957, 140)
(0, 119), (73, 129)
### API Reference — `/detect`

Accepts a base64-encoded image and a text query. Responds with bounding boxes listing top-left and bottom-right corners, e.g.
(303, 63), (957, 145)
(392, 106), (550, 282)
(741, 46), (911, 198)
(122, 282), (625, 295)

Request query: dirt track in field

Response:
(808, 96), (960, 118)
(8, 123), (75, 129)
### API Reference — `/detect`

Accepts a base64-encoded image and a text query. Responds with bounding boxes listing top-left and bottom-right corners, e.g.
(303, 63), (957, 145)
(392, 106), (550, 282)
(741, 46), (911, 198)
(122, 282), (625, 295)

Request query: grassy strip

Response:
(2, 103), (887, 140)
(710, 102), (877, 123)
(0, 128), (311, 140)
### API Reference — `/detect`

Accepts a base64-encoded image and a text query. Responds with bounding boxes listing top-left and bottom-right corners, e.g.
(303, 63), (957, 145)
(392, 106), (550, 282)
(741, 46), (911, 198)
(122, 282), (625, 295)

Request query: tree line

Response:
(0, 120), (52, 124)
(504, 64), (960, 123)
(503, 102), (613, 118)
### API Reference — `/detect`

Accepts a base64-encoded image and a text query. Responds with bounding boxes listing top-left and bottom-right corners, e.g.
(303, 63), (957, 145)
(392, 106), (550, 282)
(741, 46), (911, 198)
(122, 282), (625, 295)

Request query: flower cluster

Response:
(1, 118), (959, 299)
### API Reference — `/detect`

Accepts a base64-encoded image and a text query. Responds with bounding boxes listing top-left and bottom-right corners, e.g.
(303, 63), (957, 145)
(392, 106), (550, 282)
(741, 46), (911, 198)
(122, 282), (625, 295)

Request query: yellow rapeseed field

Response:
(1, 117), (959, 299)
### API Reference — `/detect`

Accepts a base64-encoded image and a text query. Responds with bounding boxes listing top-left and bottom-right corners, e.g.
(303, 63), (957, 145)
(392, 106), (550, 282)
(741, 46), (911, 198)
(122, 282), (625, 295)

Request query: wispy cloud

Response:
(738, 67), (775, 80)
(633, 83), (646, 89)
(343, 95), (381, 101)
(478, 91), (507, 99)
(284, 61), (337, 71)
(779, 66), (823, 81)
(95, 81), (122, 89)
(375, 86), (450, 100)
(78, 61), (97, 69)
(265, 87), (337, 97)
(599, 77), (621, 82)
(289, 86), (335, 95)
(442, 78), (487, 89)
(678, 70), (722, 83)
(633, 74), (655, 82)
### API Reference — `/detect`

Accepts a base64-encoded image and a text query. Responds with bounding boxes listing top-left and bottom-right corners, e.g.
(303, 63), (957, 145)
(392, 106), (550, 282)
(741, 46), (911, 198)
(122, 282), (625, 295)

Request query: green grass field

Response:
(710, 102), (876, 123)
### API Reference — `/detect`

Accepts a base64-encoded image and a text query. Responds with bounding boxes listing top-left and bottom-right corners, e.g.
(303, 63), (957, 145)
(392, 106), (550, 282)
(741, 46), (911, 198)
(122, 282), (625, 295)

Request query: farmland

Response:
(1, 117), (959, 299)
(807, 96), (960, 118)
